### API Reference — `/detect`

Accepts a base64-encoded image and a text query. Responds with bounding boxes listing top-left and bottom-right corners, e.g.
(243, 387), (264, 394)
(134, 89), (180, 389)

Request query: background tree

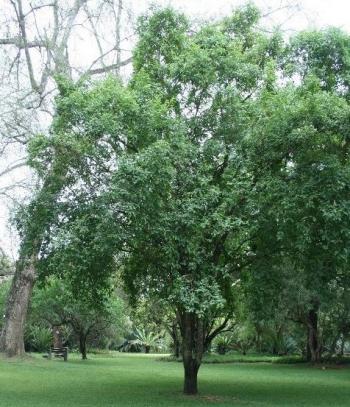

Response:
(0, 2), (135, 351)
(29, 278), (128, 359)
(0, 0), (134, 356)
(243, 69), (350, 361)
(0, 0), (134, 211)
(0, 75), (138, 356)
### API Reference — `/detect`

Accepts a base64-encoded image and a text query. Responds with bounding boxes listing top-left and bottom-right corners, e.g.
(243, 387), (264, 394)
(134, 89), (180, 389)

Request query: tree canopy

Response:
(2, 3), (350, 397)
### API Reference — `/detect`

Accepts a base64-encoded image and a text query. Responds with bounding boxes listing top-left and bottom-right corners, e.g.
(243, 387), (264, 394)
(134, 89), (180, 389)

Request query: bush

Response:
(26, 326), (53, 352)
(214, 335), (233, 355)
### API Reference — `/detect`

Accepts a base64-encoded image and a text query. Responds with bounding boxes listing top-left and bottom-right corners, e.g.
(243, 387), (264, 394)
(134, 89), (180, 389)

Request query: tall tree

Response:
(243, 74), (350, 361)
(0, 76), (137, 355)
(0, 0), (134, 355)
(111, 5), (281, 394)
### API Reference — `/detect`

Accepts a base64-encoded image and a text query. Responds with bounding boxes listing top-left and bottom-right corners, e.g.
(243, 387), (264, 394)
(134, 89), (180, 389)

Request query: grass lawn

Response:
(1, 352), (350, 406)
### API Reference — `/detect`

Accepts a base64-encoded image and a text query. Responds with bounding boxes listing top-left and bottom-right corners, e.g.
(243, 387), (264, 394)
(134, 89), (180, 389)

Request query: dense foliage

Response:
(2, 3), (350, 397)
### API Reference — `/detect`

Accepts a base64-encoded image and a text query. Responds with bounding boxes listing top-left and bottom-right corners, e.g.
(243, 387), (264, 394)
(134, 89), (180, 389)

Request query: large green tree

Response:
(110, 5), (281, 394)
(3, 3), (350, 398)
(32, 4), (279, 393)
(29, 278), (127, 359)
(243, 76), (350, 361)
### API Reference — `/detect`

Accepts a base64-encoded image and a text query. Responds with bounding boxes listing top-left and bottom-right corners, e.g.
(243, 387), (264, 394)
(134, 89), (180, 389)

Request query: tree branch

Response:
(15, 0), (39, 91)
(0, 160), (27, 178)
(87, 57), (132, 75)
(0, 37), (47, 48)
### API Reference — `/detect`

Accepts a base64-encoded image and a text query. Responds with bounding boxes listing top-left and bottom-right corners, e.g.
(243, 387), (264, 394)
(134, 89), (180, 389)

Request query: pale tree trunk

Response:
(0, 159), (68, 357)
(0, 258), (36, 356)
(0, 1), (132, 357)
(180, 311), (204, 395)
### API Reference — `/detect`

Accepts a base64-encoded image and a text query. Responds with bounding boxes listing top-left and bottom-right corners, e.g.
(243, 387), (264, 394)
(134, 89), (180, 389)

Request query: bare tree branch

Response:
(0, 160), (27, 178)
(15, 0), (39, 91)
(0, 0), (136, 253)
(87, 57), (132, 75)
(0, 37), (47, 48)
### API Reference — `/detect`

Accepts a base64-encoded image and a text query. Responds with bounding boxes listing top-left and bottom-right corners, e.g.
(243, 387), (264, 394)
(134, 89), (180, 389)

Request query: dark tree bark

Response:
(254, 323), (263, 354)
(79, 333), (87, 360)
(0, 259), (36, 357)
(169, 320), (181, 358)
(174, 337), (181, 359)
(339, 335), (345, 356)
(307, 308), (321, 363)
(179, 311), (204, 395)
(184, 358), (200, 395)
(203, 315), (232, 352)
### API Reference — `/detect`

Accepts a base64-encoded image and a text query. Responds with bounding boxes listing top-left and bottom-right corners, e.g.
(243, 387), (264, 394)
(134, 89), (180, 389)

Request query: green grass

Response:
(1, 352), (350, 406)
(161, 353), (287, 364)
(202, 353), (281, 363)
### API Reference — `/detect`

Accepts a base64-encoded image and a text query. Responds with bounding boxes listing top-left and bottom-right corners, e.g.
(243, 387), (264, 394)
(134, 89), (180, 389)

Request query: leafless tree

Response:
(0, 0), (134, 191)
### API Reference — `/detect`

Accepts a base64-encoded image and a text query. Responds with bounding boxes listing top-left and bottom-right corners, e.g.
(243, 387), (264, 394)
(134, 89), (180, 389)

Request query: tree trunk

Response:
(305, 328), (311, 361)
(339, 334), (345, 356)
(180, 311), (204, 395)
(0, 259), (36, 357)
(272, 343), (278, 356)
(174, 338), (180, 358)
(307, 309), (321, 363)
(184, 359), (199, 395)
(0, 161), (68, 357)
(79, 334), (87, 360)
(170, 321), (181, 358)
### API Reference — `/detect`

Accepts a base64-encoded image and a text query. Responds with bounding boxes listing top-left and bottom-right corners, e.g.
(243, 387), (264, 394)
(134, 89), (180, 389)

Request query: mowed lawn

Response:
(1, 353), (350, 407)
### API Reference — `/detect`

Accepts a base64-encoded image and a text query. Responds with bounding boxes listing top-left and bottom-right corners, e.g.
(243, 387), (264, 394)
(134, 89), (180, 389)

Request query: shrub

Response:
(26, 326), (53, 352)
(214, 335), (233, 355)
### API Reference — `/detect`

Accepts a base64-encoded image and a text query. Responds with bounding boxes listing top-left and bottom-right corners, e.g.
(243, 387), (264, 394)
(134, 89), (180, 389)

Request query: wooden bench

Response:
(48, 347), (68, 361)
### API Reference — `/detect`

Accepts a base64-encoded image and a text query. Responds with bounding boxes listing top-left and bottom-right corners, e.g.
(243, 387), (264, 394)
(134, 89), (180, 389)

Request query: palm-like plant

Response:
(131, 328), (164, 353)
(26, 326), (53, 352)
(214, 335), (234, 355)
